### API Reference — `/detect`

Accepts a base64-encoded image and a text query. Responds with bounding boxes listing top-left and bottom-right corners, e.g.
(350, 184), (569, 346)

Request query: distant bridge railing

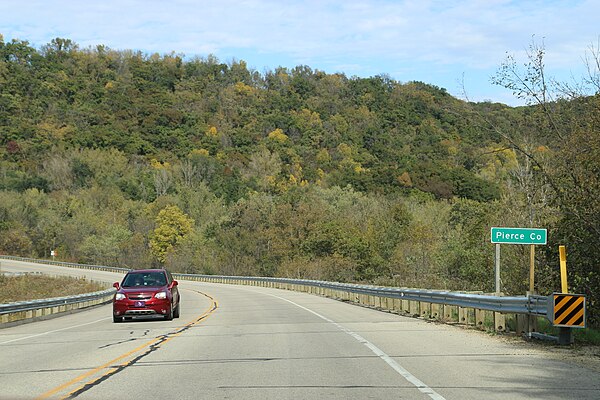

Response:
(1, 255), (547, 332)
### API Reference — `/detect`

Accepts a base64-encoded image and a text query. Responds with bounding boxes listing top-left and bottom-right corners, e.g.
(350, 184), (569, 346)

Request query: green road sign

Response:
(490, 227), (547, 245)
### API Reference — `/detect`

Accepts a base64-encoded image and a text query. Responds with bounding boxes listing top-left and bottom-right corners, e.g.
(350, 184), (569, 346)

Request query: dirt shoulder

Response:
(476, 327), (600, 373)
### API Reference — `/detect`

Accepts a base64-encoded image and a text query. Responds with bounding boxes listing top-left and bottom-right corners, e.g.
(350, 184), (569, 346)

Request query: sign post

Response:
(529, 245), (535, 293)
(490, 227), (547, 295)
(495, 244), (501, 294)
(559, 245), (568, 293)
(491, 227), (547, 334)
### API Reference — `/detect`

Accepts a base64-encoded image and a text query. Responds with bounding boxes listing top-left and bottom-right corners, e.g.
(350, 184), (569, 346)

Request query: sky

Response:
(1, 0), (598, 105)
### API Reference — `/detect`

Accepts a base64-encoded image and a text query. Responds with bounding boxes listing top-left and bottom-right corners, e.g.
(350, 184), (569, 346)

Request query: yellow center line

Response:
(36, 290), (218, 400)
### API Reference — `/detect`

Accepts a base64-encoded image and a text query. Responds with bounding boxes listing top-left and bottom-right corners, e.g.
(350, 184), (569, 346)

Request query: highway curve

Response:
(1, 259), (599, 399)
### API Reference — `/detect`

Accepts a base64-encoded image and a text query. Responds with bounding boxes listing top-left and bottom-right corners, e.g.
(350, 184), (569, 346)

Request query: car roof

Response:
(127, 269), (166, 274)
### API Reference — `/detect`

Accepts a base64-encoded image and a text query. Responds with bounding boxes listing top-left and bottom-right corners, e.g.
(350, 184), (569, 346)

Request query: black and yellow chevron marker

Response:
(553, 293), (586, 328)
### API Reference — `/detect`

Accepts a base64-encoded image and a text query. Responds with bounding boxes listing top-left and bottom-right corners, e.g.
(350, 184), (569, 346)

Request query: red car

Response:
(112, 269), (180, 323)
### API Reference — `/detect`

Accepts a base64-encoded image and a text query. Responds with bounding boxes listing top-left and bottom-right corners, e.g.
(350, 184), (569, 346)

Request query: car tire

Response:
(164, 305), (173, 321)
(173, 302), (180, 318)
(113, 315), (123, 323)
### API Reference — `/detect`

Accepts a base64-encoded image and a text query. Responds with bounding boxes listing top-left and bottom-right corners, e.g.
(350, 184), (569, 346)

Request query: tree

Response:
(79, 225), (132, 266)
(492, 38), (600, 325)
(149, 205), (194, 263)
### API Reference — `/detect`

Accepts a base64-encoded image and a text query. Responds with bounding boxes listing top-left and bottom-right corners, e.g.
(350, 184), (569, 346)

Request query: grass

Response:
(0, 274), (106, 303)
(535, 316), (600, 345)
(574, 327), (600, 345)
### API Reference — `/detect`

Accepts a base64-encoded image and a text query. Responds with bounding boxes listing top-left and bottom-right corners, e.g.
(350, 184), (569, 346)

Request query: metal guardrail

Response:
(0, 289), (116, 315)
(0, 255), (549, 319)
(0, 256), (121, 320)
(0, 255), (129, 274)
(174, 273), (550, 317)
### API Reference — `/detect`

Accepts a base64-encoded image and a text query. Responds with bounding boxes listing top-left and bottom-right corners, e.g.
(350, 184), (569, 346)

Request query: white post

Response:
(495, 244), (501, 295)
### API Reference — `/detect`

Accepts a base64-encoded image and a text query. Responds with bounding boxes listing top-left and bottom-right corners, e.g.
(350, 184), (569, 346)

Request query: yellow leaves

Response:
(276, 70), (290, 82)
(234, 81), (255, 96)
(266, 175), (277, 186)
(104, 81), (114, 90)
(149, 205), (194, 263)
(292, 108), (323, 129)
(337, 143), (352, 157)
(268, 128), (288, 143)
(189, 148), (209, 157)
(354, 165), (366, 174)
(397, 172), (413, 187)
(150, 159), (171, 170)
(206, 126), (218, 137)
(339, 157), (368, 174)
(477, 147), (518, 181)
(315, 169), (326, 187)
(336, 144), (368, 174)
(440, 139), (459, 156)
(36, 121), (74, 140)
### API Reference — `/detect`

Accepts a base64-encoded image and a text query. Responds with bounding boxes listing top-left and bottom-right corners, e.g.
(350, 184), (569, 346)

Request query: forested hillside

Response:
(1, 36), (598, 325)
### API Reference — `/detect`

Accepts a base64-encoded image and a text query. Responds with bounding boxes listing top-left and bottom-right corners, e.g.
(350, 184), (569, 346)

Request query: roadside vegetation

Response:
(0, 35), (598, 326)
(0, 274), (105, 303)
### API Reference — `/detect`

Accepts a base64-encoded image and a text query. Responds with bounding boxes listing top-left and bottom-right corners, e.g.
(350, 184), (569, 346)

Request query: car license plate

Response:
(134, 301), (145, 307)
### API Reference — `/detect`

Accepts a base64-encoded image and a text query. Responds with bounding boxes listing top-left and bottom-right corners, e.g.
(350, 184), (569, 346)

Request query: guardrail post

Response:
(494, 312), (506, 332)
(475, 309), (485, 329)
(459, 307), (475, 326)
(430, 303), (440, 320)
(420, 302), (431, 319)
(515, 314), (531, 334)
(458, 307), (467, 324)
(402, 299), (410, 314)
(409, 300), (420, 317)
(383, 297), (391, 311)
(446, 305), (459, 323)
(392, 298), (401, 313)
(558, 327), (574, 345)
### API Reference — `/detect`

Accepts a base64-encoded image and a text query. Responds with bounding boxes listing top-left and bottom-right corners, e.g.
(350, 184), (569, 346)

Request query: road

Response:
(1, 259), (599, 399)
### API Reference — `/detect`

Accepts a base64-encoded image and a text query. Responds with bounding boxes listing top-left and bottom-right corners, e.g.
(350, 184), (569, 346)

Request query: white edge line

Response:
(267, 293), (446, 400)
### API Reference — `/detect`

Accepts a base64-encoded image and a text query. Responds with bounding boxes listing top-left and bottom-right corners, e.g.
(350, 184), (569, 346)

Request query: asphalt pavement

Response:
(1, 259), (599, 399)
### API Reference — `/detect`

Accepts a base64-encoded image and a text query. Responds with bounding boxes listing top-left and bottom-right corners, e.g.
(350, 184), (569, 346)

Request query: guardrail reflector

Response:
(552, 293), (586, 328)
